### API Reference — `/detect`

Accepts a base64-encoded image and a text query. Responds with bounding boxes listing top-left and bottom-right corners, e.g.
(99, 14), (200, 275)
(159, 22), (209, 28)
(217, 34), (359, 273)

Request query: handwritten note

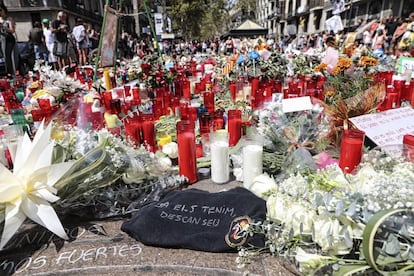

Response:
(282, 96), (313, 113)
(349, 106), (414, 146)
(397, 56), (414, 78)
(0, 223), (143, 275)
(154, 201), (236, 229)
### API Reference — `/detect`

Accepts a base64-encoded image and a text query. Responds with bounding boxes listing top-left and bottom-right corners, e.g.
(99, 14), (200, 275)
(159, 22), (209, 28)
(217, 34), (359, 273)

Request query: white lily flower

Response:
(0, 122), (75, 249)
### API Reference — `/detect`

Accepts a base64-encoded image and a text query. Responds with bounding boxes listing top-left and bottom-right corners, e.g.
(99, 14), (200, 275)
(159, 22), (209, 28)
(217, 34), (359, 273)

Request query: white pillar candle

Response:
(243, 85), (252, 101)
(243, 144), (263, 189)
(210, 140), (230, 184)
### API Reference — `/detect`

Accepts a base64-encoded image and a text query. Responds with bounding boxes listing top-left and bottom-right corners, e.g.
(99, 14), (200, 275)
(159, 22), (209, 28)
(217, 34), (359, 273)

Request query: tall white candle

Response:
(243, 144), (263, 189)
(210, 140), (230, 184)
(243, 85), (252, 101)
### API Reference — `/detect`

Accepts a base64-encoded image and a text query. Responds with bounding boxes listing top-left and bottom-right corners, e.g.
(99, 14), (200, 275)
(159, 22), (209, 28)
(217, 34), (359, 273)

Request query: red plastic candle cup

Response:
(228, 109), (242, 147)
(199, 112), (212, 136)
(124, 117), (142, 147)
(182, 78), (191, 99)
(124, 85), (131, 97)
(386, 92), (398, 110)
(102, 91), (112, 110)
(229, 82), (236, 101)
(31, 109), (45, 122)
(401, 82), (411, 102)
(203, 91), (215, 114)
(339, 129), (365, 174)
(151, 98), (163, 120)
(179, 101), (189, 120)
(403, 134), (414, 162)
(141, 114), (156, 152)
(188, 106), (198, 122)
(212, 110), (224, 131)
(250, 77), (259, 95)
(176, 120), (197, 184)
(393, 80), (404, 107)
(132, 87), (140, 100)
(403, 134), (414, 147)
(170, 97), (180, 115)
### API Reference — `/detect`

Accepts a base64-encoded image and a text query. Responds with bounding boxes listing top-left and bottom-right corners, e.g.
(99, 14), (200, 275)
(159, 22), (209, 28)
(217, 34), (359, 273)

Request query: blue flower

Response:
(237, 55), (246, 65)
(248, 50), (260, 61)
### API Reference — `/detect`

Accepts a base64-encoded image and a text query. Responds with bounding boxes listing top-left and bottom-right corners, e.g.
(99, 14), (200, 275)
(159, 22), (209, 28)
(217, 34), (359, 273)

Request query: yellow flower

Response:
(314, 63), (328, 73)
(360, 56), (378, 68)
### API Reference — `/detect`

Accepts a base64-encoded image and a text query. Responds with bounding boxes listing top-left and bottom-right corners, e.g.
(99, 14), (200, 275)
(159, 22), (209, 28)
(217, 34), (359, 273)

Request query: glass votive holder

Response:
(339, 129), (365, 174)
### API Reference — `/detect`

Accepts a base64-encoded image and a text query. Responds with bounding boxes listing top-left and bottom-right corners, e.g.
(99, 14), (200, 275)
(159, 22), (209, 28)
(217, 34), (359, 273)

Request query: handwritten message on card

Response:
(282, 96), (313, 113)
(397, 56), (414, 78)
(349, 106), (414, 146)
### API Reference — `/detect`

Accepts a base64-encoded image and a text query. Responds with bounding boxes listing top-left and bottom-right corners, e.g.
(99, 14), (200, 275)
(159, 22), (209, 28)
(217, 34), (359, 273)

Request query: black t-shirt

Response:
(29, 27), (44, 44)
(386, 21), (399, 36)
(51, 19), (68, 42)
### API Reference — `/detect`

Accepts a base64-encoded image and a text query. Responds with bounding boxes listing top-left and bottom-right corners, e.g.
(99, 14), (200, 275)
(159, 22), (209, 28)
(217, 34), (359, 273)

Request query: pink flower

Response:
(316, 151), (338, 169)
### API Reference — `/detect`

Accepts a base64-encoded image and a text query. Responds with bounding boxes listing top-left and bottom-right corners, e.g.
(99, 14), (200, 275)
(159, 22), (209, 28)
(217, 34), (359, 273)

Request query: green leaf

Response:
(384, 234), (402, 256)
(332, 264), (371, 276)
(362, 209), (410, 274)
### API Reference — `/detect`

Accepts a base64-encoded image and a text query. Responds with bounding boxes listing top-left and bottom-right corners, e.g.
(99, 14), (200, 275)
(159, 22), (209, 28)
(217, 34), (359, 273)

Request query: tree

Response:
(140, 0), (231, 40)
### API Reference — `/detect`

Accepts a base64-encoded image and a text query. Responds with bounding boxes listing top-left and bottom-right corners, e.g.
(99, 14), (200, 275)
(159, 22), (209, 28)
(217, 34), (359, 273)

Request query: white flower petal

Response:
(13, 133), (31, 173)
(0, 202), (26, 249)
(46, 161), (76, 187)
(0, 165), (22, 203)
(33, 187), (60, 203)
(21, 196), (68, 240)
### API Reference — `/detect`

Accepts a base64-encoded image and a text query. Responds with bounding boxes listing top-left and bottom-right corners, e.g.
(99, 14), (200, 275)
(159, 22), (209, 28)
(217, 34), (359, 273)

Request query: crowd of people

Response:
(0, 3), (413, 78)
(0, 6), (101, 77)
(114, 12), (414, 70)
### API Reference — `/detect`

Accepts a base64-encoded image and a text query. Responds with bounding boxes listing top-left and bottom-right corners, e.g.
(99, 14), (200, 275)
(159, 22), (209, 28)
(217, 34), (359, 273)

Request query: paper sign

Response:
(349, 106), (414, 147)
(397, 56), (414, 78)
(282, 96), (312, 113)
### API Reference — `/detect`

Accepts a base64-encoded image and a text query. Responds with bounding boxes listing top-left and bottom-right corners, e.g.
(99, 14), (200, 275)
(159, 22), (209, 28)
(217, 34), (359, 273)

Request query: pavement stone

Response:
(0, 179), (299, 276)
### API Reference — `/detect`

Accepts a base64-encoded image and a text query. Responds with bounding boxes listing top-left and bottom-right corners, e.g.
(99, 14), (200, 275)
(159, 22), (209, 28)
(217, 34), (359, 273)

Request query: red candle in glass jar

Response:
(176, 120), (197, 184)
(385, 92), (398, 110)
(132, 87), (140, 101)
(212, 110), (224, 130)
(229, 82), (236, 101)
(182, 78), (191, 99)
(228, 109), (242, 147)
(393, 80), (404, 107)
(188, 106), (198, 122)
(403, 134), (414, 161)
(203, 91), (215, 114)
(339, 129), (365, 173)
(124, 117), (142, 147)
(152, 98), (163, 120)
(251, 77), (259, 95)
(199, 112), (212, 136)
(141, 113), (156, 152)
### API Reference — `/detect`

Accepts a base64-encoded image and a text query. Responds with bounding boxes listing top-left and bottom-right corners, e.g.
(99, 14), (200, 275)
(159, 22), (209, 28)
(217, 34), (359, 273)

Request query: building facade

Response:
(4, 0), (107, 42)
(257, 0), (414, 39)
(5, 0), (149, 43)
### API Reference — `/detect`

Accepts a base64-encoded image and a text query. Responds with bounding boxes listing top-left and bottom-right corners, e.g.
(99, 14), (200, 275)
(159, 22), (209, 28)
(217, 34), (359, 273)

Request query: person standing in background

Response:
(42, 18), (57, 69)
(0, 3), (18, 77)
(51, 11), (69, 70)
(29, 21), (48, 65)
(72, 18), (88, 66)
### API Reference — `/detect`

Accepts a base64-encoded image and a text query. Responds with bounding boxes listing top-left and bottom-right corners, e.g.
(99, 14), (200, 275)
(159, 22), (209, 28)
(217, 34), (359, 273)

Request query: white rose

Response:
(248, 173), (276, 199)
(267, 193), (289, 223)
(162, 142), (178, 159)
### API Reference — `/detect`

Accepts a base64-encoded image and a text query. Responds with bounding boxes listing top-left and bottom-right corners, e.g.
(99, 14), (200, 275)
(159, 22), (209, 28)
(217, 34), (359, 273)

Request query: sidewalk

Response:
(0, 180), (299, 276)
